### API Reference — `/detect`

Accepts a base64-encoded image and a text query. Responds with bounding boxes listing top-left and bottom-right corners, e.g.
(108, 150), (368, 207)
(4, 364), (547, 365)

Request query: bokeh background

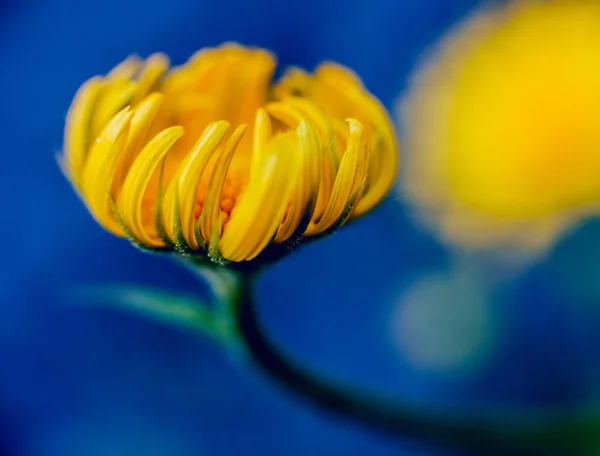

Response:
(2, 0), (600, 454)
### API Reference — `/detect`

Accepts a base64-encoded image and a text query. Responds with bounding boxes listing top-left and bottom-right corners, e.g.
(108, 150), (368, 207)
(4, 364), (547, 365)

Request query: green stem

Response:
(232, 272), (598, 455)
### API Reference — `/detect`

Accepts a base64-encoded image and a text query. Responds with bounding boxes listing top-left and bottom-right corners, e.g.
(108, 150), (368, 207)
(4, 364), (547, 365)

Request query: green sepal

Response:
(207, 216), (225, 265)
(154, 158), (175, 248)
(193, 210), (208, 253)
(171, 189), (193, 255)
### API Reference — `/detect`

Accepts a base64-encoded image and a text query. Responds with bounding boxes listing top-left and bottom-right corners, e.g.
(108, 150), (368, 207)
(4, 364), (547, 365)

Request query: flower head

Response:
(62, 44), (397, 265)
(400, 0), (600, 258)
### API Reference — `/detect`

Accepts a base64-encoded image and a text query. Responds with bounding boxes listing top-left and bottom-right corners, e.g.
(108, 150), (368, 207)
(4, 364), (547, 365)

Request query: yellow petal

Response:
(266, 101), (337, 226)
(307, 119), (367, 234)
(251, 108), (272, 178)
(131, 53), (169, 106)
(118, 126), (184, 247)
(272, 66), (311, 99)
(200, 125), (246, 247)
(351, 93), (397, 217)
(312, 140), (339, 224)
(227, 48), (276, 128)
(330, 116), (351, 160)
(64, 76), (105, 188)
(220, 131), (301, 261)
(162, 121), (230, 248)
(275, 120), (322, 243)
(81, 108), (132, 235)
(91, 78), (137, 139)
(107, 55), (142, 80)
(266, 99), (332, 144)
(300, 62), (398, 216)
(314, 63), (362, 94)
(113, 92), (164, 193)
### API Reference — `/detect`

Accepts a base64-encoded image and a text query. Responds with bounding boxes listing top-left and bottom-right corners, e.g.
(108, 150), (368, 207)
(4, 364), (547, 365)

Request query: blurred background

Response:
(1, 0), (600, 454)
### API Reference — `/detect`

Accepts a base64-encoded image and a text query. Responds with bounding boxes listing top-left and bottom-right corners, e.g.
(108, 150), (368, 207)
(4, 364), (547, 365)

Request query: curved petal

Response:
(349, 92), (397, 216)
(131, 53), (170, 106)
(291, 62), (398, 216)
(307, 119), (368, 234)
(113, 92), (164, 193)
(107, 55), (142, 80)
(266, 98), (333, 146)
(118, 126), (184, 246)
(81, 108), (132, 235)
(275, 120), (322, 243)
(265, 101), (338, 225)
(220, 131), (301, 261)
(64, 76), (105, 188)
(251, 108), (272, 178)
(162, 121), (230, 249)
(200, 125), (246, 249)
(91, 79), (137, 139)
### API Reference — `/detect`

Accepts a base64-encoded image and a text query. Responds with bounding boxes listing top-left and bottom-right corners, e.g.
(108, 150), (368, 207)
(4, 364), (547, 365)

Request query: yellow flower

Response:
(400, 0), (600, 258)
(62, 44), (397, 264)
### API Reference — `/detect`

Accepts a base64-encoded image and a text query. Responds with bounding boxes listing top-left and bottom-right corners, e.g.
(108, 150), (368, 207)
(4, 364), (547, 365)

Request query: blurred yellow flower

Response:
(400, 0), (600, 257)
(62, 44), (397, 264)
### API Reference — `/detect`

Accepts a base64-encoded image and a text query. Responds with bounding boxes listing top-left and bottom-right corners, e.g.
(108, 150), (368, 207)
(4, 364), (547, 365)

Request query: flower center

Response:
(148, 47), (277, 234)
(193, 174), (243, 233)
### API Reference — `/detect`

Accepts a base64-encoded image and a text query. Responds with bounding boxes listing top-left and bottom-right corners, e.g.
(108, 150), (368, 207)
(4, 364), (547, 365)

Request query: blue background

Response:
(1, 0), (599, 454)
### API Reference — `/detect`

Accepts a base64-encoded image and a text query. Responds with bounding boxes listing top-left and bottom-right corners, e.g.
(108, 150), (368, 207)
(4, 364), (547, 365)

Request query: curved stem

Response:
(233, 273), (596, 455)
